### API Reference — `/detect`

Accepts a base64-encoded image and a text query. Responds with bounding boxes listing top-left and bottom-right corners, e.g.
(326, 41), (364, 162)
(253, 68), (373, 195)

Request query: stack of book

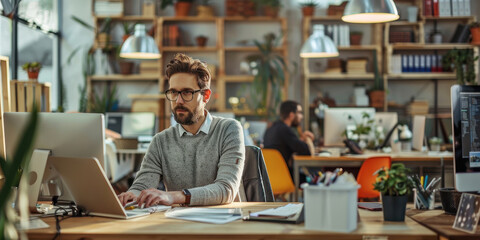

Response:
(163, 25), (181, 46)
(94, 0), (123, 16)
(325, 59), (342, 73)
(346, 58), (367, 73)
(407, 101), (429, 115)
(424, 0), (471, 17)
(225, 0), (255, 17)
(324, 25), (350, 47)
(139, 61), (159, 75)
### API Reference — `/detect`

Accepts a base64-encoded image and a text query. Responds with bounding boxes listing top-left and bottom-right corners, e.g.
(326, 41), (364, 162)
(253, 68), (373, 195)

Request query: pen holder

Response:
(413, 188), (435, 210)
(304, 184), (360, 232)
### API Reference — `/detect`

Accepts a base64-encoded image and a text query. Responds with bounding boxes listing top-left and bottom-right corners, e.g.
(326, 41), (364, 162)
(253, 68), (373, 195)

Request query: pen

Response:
(420, 176), (424, 189)
(425, 177), (436, 191)
(124, 201), (137, 208)
(424, 175), (428, 189)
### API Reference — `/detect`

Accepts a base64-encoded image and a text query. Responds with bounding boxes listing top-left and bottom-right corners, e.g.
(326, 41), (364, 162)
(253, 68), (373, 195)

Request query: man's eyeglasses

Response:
(165, 89), (203, 102)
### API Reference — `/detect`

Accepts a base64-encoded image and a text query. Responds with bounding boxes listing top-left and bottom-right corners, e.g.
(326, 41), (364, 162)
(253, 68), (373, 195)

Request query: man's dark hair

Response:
(165, 53), (211, 89)
(280, 100), (299, 120)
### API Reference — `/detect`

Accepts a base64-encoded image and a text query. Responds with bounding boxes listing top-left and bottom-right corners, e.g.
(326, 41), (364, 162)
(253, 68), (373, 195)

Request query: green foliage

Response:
(429, 136), (442, 145)
(470, 21), (480, 28)
(197, 0), (211, 6)
(299, 0), (318, 7)
(252, 0), (282, 7)
(21, 62), (42, 72)
(0, 108), (39, 239)
(89, 84), (118, 113)
(371, 49), (384, 91)
(246, 32), (287, 120)
(443, 48), (479, 85)
(122, 22), (137, 35)
(373, 163), (415, 196)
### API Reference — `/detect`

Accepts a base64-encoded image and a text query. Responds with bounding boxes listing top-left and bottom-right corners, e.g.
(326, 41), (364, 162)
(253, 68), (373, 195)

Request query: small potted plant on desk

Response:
(373, 163), (415, 222)
(22, 62), (42, 81)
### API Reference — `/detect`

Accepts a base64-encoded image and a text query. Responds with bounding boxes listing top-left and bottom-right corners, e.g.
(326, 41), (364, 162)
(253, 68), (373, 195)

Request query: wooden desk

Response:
(27, 202), (436, 240)
(293, 152), (453, 201)
(408, 209), (480, 240)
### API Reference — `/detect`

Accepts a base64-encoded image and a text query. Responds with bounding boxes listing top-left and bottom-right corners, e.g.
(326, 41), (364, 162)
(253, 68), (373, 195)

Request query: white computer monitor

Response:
(451, 85), (480, 192)
(323, 108), (376, 146)
(106, 112), (156, 137)
(4, 112), (105, 206)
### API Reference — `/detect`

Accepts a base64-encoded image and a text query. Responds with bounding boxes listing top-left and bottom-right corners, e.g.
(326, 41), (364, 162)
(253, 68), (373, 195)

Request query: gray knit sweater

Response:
(128, 116), (245, 206)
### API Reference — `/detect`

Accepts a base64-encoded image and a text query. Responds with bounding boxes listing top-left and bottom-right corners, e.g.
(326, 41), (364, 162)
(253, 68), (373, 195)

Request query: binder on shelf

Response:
(402, 54), (408, 73)
(424, 0), (433, 16)
(458, 0), (465, 16)
(439, 0), (451, 17)
(408, 55), (414, 72)
(464, 0), (471, 16)
(451, 0), (459, 16)
(450, 24), (470, 43)
(433, 0), (440, 16)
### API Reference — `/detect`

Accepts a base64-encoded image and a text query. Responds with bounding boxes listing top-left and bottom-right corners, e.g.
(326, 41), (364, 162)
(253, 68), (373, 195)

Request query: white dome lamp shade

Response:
(120, 24), (160, 59)
(300, 24), (339, 58)
(342, 0), (399, 24)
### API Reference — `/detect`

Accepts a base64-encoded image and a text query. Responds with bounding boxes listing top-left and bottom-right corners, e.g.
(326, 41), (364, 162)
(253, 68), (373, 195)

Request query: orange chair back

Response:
(357, 156), (392, 200)
(261, 149), (295, 195)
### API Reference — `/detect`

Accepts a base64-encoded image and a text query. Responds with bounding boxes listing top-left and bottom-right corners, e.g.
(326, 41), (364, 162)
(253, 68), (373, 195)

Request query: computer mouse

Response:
(317, 151), (332, 157)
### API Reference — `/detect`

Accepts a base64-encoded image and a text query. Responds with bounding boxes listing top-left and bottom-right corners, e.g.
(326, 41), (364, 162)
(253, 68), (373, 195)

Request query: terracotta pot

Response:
(27, 71), (39, 80)
(471, 27), (480, 45)
(122, 34), (130, 43)
(119, 61), (134, 75)
(175, 2), (192, 17)
(196, 36), (208, 47)
(302, 6), (315, 17)
(369, 90), (385, 108)
(263, 6), (279, 18)
(350, 34), (363, 45)
(197, 5), (214, 18)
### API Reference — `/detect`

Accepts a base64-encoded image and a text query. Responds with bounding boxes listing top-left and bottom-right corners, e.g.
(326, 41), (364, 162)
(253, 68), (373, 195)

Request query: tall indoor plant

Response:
(369, 50), (385, 108)
(443, 48), (479, 85)
(0, 108), (39, 239)
(246, 32), (287, 120)
(373, 163), (414, 222)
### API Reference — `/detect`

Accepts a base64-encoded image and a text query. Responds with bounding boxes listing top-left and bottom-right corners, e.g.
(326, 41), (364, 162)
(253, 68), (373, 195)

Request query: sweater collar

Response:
(178, 111), (212, 136)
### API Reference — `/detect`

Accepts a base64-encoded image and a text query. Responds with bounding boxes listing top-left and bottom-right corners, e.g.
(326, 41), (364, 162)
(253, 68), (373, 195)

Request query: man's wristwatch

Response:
(182, 189), (191, 206)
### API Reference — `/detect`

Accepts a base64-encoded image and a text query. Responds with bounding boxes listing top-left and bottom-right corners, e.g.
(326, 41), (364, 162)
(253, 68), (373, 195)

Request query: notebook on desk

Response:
(49, 156), (167, 219)
(243, 203), (304, 224)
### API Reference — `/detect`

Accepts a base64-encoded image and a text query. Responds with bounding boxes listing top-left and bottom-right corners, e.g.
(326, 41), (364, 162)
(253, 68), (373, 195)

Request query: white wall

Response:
(61, 0), (480, 112)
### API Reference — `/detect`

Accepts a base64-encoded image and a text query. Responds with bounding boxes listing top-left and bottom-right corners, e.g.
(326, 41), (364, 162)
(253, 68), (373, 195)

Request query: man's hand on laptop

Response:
(118, 192), (137, 206)
(136, 188), (180, 207)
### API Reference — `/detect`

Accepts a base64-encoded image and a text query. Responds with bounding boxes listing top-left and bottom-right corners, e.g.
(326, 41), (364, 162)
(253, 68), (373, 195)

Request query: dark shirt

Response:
(263, 120), (311, 173)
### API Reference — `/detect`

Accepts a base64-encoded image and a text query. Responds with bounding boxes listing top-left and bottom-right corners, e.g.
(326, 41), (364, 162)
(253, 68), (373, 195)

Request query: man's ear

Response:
(203, 89), (212, 103)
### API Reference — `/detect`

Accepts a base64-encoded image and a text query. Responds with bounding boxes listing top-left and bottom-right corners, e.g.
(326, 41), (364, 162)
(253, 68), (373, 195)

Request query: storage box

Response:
(304, 184), (359, 232)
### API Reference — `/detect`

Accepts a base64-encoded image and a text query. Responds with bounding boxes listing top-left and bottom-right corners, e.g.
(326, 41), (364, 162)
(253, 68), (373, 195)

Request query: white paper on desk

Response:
(126, 205), (171, 214)
(250, 203), (303, 218)
(165, 208), (242, 224)
(16, 218), (49, 230)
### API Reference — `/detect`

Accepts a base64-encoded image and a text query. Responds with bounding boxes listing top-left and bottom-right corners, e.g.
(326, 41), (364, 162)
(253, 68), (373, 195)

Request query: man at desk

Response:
(118, 53), (245, 207)
(263, 100), (314, 177)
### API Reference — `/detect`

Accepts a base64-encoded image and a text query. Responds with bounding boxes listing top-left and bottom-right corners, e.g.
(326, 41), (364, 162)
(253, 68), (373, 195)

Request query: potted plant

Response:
(373, 163), (415, 222)
(443, 48), (479, 85)
(429, 137), (442, 152)
(470, 21), (480, 45)
(161, 0), (194, 17)
(196, 0), (215, 17)
(369, 50), (385, 108)
(122, 22), (137, 43)
(252, 0), (281, 18)
(300, 0), (318, 17)
(1, 108), (39, 239)
(350, 31), (363, 46)
(246, 32), (287, 120)
(196, 35), (208, 47)
(22, 62), (42, 80)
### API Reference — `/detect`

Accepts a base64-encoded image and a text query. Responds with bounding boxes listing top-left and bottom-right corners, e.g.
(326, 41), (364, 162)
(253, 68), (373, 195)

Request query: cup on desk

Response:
(413, 188), (435, 210)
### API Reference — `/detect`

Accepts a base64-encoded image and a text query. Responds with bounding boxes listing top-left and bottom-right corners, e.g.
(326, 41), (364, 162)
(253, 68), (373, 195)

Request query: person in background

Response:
(263, 100), (314, 177)
(118, 53), (245, 207)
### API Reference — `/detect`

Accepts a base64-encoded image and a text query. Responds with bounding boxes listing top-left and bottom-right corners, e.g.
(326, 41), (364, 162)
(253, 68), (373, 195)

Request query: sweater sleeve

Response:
(127, 136), (163, 196)
(188, 120), (245, 206)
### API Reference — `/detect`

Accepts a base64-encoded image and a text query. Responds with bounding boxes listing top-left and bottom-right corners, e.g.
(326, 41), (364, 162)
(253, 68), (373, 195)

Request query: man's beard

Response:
(173, 105), (200, 125)
(291, 117), (300, 127)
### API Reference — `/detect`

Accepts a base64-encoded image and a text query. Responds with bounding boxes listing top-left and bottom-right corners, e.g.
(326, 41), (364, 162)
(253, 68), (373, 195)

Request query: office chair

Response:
(262, 148), (296, 202)
(105, 139), (135, 193)
(357, 156), (392, 201)
(238, 146), (274, 202)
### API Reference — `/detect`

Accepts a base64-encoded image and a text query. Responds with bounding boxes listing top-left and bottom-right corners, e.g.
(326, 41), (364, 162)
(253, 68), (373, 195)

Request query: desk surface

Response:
(27, 202), (436, 240)
(294, 151), (453, 161)
(407, 209), (480, 240)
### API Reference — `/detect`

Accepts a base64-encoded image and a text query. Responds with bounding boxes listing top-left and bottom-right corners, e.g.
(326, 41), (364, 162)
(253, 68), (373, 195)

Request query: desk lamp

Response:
(342, 0), (399, 24)
(300, 25), (339, 58)
(120, 24), (160, 59)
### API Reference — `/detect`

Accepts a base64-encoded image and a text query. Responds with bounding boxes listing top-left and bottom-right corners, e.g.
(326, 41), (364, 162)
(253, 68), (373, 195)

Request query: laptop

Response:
(48, 156), (150, 219)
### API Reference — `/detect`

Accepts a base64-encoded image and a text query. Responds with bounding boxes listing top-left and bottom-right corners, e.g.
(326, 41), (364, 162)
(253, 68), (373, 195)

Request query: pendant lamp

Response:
(300, 25), (339, 58)
(342, 0), (399, 24)
(120, 24), (160, 59)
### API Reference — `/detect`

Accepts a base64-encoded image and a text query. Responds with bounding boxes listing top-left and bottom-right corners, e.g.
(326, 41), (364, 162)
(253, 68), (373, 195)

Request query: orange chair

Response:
(261, 149), (295, 201)
(357, 156), (392, 201)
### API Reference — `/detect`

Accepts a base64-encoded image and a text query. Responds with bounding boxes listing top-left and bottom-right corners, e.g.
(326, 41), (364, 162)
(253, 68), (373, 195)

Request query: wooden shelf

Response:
(224, 17), (284, 22)
(161, 46), (218, 52)
(387, 73), (456, 80)
(338, 45), (379, 51)
(307, 73), (375, 80)
(422, 16), (474, 21)
(387, 21), (423, 26)
(162, 16), (217, 22)
(223, 75), (254, 82)
(90, 74), (159, 81)
(390, 43), (475, 50)
(224, 46), (283, 52)
(306, 16), (343, 21)
(95, 15), (155, 21)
